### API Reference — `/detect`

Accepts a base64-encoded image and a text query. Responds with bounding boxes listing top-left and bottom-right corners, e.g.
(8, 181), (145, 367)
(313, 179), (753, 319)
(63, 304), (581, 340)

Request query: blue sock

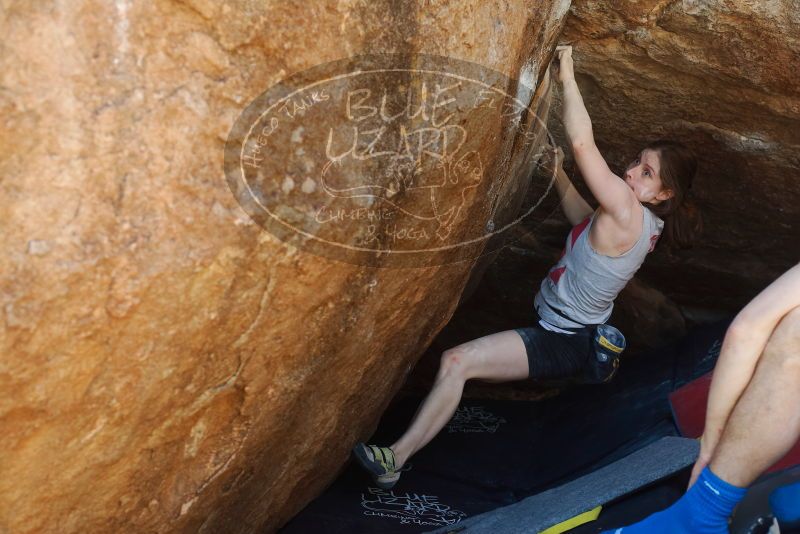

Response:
(770, 480), (800, 527)
(601, 467), (747, 534)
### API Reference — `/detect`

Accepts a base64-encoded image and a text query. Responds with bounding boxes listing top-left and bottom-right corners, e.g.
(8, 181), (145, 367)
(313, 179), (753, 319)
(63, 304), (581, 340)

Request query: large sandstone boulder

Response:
(0, 1), (569, 532)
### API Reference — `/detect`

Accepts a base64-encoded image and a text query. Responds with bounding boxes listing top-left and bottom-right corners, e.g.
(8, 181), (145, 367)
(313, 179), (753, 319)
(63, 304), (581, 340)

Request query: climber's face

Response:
(624, 149), (674, 205)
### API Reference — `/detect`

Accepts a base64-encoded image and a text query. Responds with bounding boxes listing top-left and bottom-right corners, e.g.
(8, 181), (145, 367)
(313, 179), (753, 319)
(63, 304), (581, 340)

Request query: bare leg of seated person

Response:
(710, 307), (800, 488)
(604, 308), (800, 534)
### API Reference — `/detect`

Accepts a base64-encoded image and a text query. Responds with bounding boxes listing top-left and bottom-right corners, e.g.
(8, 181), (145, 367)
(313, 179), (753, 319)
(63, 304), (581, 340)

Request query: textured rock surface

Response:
(556, 0), (800, 312)
(0, 1), (569, 533)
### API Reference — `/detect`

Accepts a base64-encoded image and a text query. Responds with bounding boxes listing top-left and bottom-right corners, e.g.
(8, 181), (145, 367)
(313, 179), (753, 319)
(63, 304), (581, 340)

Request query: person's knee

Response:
(439, 346), (474, 381)
(764, 306), (800, 371)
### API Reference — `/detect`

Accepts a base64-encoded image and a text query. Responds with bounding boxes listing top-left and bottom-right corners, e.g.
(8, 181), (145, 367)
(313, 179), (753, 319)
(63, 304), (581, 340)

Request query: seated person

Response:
(605, 262), (800, 533)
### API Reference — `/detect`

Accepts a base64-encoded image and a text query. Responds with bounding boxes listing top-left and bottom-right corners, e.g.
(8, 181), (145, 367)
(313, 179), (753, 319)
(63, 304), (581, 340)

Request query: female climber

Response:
(353, 45), (701, 489)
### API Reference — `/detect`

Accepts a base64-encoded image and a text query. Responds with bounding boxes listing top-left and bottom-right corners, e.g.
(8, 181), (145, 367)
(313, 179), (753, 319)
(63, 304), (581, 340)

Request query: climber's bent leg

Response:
(390, 329), (530, 468)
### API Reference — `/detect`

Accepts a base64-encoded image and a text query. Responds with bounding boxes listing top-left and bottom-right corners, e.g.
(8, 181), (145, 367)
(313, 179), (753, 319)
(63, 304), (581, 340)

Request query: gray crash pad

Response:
(428, 436), (700, 534)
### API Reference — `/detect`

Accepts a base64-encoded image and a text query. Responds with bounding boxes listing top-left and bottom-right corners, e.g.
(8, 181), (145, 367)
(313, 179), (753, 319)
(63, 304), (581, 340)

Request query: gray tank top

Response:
(534, 206), (664, 329)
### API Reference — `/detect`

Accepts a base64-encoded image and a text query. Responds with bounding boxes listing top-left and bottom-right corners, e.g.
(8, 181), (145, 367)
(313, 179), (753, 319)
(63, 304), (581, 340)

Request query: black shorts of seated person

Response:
(515, 319), (594, 381)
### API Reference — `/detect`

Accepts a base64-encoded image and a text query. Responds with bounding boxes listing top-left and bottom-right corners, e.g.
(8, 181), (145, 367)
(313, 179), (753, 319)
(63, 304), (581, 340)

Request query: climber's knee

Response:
(438, 345), (474, 382)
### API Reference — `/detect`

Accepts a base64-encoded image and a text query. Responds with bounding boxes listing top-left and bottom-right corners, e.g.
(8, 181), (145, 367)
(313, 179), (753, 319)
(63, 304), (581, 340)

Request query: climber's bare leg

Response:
(390, 330), (529, 468)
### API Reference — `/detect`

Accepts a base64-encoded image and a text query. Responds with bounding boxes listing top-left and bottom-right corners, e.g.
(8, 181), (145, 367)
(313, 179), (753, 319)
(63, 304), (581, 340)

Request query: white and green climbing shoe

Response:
(352, 443), (405, 489)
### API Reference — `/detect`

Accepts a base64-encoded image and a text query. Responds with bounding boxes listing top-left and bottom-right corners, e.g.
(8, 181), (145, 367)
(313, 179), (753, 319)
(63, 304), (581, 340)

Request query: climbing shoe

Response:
(352, 443), (405, 489)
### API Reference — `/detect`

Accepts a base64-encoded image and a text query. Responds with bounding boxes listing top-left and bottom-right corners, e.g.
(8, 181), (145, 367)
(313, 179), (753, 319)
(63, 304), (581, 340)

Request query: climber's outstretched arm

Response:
(555, 45), (638, 224)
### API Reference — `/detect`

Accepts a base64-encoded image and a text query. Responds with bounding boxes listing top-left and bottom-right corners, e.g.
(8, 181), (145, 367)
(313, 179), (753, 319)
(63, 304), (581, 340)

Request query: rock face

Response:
(556, 0), (800, 312)
(0, 1), (569, 533)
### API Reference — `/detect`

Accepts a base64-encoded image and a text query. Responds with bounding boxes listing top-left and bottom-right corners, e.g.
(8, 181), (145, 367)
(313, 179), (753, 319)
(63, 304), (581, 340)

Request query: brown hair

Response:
(641, 140), (702, 249)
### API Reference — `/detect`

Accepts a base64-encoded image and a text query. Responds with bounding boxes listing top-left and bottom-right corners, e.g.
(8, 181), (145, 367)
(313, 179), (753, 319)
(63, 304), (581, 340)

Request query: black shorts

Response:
(515, 321), (594, 381)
